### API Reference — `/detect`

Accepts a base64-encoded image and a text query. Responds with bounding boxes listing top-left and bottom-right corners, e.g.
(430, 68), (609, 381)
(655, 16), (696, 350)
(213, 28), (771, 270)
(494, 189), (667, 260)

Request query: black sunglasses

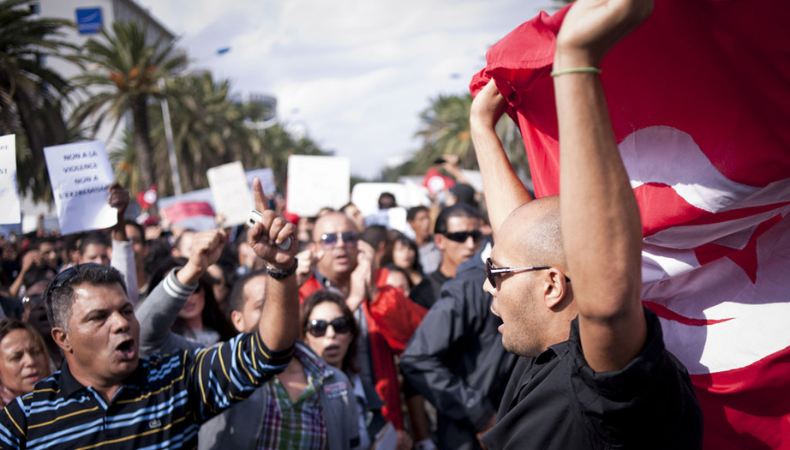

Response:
(318, 232), (359, 247)
(443, 230), (483, 243)
(485, 258), (569, 289)
(306, 317), (352, 337)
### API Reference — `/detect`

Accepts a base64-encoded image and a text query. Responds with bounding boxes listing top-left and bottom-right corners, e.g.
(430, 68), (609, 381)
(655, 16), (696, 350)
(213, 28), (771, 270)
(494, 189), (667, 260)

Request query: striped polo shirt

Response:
(0, 331), (293, 450)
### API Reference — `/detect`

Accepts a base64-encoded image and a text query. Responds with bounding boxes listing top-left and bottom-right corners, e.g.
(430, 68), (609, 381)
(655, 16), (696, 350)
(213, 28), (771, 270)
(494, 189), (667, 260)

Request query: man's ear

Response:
(51, 327), (72, 354)
(230, 311), (245, 334)
(434, 234), (446, 251)
(543, 269), (570, 310)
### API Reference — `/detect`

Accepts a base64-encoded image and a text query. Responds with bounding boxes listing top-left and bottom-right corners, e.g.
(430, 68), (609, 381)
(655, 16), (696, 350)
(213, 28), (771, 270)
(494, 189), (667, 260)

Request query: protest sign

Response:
(44, 141), (116, 235)
(207, 162), (254, 227)
(286, 155), (350, 217)
(158, 188), (217, 232)
(351, 182), (429, 217)
(245, 168), (276, 195)
(0, 135), (20, 225)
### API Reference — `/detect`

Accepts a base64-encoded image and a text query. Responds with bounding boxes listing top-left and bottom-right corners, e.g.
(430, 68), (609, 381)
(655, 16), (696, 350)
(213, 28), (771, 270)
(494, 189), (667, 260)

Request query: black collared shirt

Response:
(482, 308), (703, 450)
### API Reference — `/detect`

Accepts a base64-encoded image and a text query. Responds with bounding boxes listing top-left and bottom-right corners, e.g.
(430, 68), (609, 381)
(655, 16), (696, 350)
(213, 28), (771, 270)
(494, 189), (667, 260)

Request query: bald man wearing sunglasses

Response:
(467, 0), (702, 448)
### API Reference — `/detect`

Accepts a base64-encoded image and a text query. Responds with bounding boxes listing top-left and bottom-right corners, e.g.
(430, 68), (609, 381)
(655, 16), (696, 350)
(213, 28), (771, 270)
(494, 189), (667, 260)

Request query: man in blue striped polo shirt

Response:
(0, 179), (298, 450)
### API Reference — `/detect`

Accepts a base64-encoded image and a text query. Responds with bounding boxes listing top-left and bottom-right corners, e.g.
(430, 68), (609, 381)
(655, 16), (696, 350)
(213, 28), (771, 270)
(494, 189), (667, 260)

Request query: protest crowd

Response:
(3, 0), (790, 447)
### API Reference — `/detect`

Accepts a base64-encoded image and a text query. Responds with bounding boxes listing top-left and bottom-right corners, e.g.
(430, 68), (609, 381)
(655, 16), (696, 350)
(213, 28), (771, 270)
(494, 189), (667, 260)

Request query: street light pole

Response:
(159, 78), (182, 196)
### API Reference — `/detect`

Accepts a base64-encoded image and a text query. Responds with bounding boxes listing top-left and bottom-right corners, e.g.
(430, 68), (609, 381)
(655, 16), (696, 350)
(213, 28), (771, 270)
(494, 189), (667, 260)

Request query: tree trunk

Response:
(130, 95), (154, 191)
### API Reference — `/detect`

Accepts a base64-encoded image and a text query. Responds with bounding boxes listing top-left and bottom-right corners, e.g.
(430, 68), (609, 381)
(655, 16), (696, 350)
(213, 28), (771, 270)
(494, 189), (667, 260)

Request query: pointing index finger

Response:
(253, 178), (268, 212)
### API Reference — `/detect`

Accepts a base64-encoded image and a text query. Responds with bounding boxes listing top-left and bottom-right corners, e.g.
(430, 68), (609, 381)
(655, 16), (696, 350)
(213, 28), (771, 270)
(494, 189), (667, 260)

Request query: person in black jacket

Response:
(401, 239), (517, 450)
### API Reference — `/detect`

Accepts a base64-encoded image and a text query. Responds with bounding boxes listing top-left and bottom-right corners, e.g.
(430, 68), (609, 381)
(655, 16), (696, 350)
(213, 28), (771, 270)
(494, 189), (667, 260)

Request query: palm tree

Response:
(0, 0), (73, 200)
(71, 21), (187, 191)
(164, 73), (257, 192)
(412, 94), (476, 173)
(381, 92), (530, 184)
(258, 123), (327, 194)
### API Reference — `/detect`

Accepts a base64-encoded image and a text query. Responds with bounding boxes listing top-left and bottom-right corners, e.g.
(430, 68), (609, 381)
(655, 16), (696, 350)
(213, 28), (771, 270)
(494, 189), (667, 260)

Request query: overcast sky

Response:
(138, 0), (548, 178)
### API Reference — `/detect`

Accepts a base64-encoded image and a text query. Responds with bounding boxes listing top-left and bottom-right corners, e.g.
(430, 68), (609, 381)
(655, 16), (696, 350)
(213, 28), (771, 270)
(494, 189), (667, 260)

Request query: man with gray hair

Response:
(0, 179), (299, 450)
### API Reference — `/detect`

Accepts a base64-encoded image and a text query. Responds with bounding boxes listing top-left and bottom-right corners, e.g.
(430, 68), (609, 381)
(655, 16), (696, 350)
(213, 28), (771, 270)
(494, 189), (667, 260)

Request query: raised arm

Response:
(470, 81), (532, 237)
(136, 229), (227, 356)
(247, 177), (299, 352)
(554, 0), (652, 372)
(187, 180), (297, 422)
(107, 182), (139, 306)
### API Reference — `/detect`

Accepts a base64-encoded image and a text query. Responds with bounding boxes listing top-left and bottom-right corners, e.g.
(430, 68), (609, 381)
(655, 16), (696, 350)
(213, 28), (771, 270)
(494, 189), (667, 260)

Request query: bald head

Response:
(498, 196), (566, 271)
(488, 196), (574, 357)
(314, 212), (358, 237)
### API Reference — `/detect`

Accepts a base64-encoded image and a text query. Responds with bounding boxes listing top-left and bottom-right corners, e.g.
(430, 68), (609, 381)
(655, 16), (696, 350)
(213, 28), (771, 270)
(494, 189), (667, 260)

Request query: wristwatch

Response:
(265, 258), (298, 280)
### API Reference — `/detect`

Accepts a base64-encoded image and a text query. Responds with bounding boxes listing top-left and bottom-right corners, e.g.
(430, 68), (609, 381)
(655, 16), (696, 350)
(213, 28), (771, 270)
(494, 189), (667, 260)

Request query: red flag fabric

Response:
(422, 167), (455, 194)
(471, 1), (790, 449)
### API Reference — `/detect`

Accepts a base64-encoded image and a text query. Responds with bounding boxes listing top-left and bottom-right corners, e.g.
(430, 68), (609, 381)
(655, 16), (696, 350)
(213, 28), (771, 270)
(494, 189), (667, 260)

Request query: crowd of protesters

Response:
(0, 167), (500, 449)
(0, 1), (705, 448)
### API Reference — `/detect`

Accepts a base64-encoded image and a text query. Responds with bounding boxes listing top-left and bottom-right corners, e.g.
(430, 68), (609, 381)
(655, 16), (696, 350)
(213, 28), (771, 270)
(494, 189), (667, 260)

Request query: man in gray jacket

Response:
(137, 230), (361, 450)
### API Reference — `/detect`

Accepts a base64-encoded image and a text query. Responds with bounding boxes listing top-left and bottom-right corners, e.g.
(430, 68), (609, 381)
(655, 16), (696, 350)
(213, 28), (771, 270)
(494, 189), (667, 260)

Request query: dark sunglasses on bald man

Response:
(443, 230), (483, 243)
(485, 258), (570, 289)
(306, 317), (352, 337)
(318, 232), (359, 247)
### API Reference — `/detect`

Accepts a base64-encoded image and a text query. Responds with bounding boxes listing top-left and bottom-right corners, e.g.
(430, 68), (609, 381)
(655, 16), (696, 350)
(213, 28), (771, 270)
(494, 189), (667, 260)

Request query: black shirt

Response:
(409, 269), (451, 309)
(402, 262), (517, 450)
(482, 308), (703, 450)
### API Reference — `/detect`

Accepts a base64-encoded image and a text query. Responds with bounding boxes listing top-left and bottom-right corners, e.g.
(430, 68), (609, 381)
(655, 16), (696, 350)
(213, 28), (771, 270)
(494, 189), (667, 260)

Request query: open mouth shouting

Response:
(114, 337), (137, 361)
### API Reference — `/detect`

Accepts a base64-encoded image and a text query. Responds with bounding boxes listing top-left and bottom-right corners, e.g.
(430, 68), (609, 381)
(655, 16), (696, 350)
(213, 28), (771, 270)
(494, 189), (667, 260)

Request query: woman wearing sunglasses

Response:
(302, 290), (411, 450)
(0, 320), (51, 408)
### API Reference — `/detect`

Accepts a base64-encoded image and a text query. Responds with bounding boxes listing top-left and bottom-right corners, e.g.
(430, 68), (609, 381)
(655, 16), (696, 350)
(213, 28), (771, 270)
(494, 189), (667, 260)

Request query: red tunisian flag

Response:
(471, 1), (790, 448)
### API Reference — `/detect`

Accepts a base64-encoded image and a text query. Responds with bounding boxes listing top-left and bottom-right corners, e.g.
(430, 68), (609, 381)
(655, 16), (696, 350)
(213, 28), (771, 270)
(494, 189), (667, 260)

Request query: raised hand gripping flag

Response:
(471, 1), (790, 448)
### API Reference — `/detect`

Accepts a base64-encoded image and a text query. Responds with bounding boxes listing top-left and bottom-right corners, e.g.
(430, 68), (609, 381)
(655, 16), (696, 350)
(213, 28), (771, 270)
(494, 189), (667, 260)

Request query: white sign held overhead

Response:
(44, 141), (116, 235)
(245, 168), (276, 195)
(0, 135), (20, 225)
(207, 161), (254, 227)
(287, 155), (350, 217)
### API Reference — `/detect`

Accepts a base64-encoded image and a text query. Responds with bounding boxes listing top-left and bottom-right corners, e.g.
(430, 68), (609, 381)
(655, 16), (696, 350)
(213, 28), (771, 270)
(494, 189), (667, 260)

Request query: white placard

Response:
(207, 161), (254, 227)
(286, 155), (350, 217)
(44, 141), (116, 235)
(245, 168), (276, 195)
(0, 135), (20, 224)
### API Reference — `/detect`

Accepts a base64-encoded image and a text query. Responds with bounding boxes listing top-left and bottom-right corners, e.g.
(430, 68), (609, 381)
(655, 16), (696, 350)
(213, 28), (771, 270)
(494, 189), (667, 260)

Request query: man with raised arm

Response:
(0, 179), (299, 450)
(469, 0), (703, 448)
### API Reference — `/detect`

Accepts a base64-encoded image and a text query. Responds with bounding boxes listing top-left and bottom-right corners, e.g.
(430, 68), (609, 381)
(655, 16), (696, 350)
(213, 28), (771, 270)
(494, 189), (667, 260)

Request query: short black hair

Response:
(22, 264), (56, 290)
(63, 232), (84, 255)
(79, 232), (110, 255)
(434, 203), (481, 235)
(407, 206), (428, 222)
(378, 192), (396, 209)
(45, 264), (127, 332)
(361, 225), (389, 250)
(32, 237), (55, 250)
(125, 221), (146, 245)
(225, 269), (267, 320)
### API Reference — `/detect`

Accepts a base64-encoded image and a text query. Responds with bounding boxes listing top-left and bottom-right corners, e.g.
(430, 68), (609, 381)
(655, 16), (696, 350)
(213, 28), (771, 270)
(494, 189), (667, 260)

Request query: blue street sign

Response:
(76, 8), (103, 34)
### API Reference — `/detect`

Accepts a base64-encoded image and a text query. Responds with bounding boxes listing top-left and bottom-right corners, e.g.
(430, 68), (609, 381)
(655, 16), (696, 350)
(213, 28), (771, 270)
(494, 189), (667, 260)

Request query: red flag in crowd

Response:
(471, 1), (790, 448)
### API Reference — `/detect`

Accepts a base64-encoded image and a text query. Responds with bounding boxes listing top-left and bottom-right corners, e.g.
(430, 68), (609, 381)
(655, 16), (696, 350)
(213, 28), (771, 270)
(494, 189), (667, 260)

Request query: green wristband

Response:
(550, 67), (602, 77)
